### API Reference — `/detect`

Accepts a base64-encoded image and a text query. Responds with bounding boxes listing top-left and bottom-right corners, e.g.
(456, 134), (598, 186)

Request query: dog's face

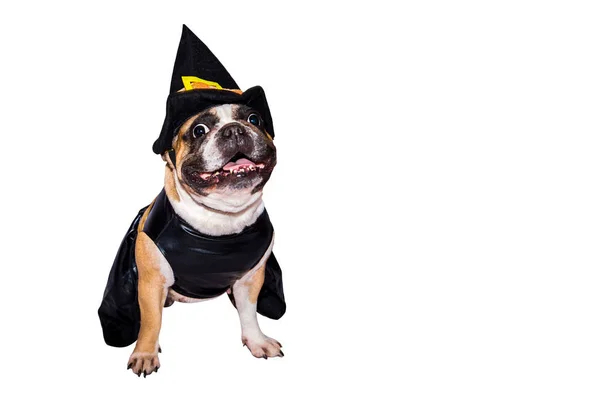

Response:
(170, 104), (276, 202)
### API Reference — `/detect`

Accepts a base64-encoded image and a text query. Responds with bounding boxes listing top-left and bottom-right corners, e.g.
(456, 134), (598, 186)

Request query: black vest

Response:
(98, 189), (285, 348)
(143, 190), (273, 299)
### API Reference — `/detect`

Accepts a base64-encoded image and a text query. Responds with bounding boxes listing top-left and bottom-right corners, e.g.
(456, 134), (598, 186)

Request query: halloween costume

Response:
(143, 189), (280, 300)
(98, 25), (285, 348)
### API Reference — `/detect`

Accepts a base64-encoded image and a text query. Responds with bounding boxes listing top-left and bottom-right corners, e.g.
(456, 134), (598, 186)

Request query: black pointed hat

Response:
(153, 25), (274, 154)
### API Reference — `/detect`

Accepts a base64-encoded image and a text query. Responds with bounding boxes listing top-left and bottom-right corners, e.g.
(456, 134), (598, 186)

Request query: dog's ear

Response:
(162, 149), (176, 170)
(163, 132), (185, 170)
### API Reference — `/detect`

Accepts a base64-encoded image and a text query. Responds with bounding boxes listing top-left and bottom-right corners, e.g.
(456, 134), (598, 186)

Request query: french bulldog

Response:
(126, 103), (281, 377)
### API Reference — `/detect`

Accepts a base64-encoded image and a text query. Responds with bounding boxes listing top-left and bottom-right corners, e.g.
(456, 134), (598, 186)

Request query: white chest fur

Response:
(167, 169), (265, 236)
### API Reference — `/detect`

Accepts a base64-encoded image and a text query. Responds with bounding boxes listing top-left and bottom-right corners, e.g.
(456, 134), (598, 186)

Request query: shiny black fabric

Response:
(143, 190), (276, 300)
(98, 207), (147, 347)
(258, 254), (286, 319)
(98, 191), (286, 347)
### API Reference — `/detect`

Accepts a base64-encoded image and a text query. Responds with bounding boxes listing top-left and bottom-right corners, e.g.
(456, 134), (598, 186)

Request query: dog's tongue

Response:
(223, 158), (256, 171)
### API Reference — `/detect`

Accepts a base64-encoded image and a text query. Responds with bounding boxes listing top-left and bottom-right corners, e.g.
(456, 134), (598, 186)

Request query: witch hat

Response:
(153, 25), (274, 154)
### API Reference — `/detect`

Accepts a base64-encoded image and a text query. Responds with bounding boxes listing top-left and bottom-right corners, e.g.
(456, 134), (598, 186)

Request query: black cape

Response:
(98, 190), (285, 348)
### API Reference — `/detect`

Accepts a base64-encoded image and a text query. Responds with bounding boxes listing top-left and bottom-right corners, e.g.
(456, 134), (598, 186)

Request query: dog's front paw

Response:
(127, 351), (160, 377)
(242, 333), (283, 359)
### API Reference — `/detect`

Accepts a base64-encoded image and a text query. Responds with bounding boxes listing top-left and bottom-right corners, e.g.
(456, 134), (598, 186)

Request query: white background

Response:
(0, 1), (599, 399)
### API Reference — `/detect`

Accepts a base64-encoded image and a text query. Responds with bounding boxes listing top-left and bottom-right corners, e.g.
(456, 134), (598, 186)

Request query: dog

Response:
(126, 103), (281, 376)
(98, 24), (285, 378)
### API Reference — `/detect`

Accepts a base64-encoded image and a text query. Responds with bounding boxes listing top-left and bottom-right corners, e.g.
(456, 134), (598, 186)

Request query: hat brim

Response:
(153, 86), (274, 154)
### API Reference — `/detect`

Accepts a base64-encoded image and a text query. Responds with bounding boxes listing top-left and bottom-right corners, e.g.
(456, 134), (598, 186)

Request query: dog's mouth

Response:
(187, 152), (268, 184)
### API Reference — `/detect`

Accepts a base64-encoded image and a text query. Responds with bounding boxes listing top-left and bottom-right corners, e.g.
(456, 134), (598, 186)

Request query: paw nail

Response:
(143, 371), (147, 378)
(276, 341), (282, 347)
(137, 371), (141, 377)
(127, 363), (132, 370)
(262, 355), (268, 359)
(158, 346), (162, 353)
(154, 367), (159, 373)
(280, 351), (284, 357)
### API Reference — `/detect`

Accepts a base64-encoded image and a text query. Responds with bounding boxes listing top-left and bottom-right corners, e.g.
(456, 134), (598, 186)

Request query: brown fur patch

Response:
(134, 232), (167, 353)
(137, 200), (155, 233)
(175, 114), (199, 145)
(170, 113), (200, 179)
(164, 166), (180, 202)
(245, 264), (266, 304)
(160, 113), (204, 202)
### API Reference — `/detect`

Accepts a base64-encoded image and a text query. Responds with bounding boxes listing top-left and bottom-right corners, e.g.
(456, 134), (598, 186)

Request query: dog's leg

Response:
(232, 262), (283, 358)
(128, 232), (171, 377)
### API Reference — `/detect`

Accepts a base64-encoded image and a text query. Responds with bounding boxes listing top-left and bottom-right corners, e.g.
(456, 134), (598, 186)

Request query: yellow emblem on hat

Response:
(181, 76), (223, 91)
(181, 76), (243, 94)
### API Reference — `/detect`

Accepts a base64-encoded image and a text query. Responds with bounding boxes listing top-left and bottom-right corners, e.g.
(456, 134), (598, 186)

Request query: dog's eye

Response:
(247, 113), (261, 127)
(192, 124), (209, 138)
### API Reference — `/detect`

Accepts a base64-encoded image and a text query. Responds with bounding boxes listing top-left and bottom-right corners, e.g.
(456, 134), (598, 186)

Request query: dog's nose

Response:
(221, 123), (245, 139)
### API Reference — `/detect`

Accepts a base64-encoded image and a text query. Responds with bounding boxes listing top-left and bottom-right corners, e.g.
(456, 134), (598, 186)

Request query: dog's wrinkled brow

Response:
(192, 111), (219, 127)
(232, 105), (255, 121)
